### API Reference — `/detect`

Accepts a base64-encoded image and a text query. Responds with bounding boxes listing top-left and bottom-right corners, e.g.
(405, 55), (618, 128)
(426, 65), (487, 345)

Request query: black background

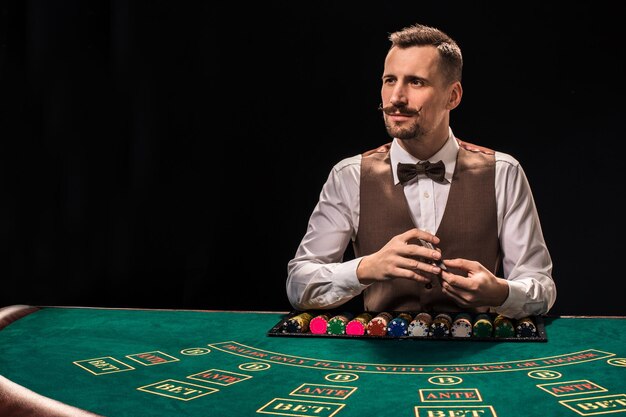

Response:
(1, 1), (624, 315)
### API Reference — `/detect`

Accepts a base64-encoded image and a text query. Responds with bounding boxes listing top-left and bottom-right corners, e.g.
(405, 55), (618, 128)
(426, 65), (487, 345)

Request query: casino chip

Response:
(387, 313), (413, 337)
(494, 315), (515, 338)
(430, 313), (452, 337)
(515, 317), (538, 338)
(346, 312), (373, 336)
(451, 313), (472, 338)
(283, 312), (313, 333)
(309, 314), (331, 335)
(472, 313), (493, 338)
(408, 312), (432, 337)
(327, 312), (354, 335)
(367, 312), (393, 336)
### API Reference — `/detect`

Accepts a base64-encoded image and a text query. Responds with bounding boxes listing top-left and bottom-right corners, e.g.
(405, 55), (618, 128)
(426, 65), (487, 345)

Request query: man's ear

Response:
(446, 81), (463, 110)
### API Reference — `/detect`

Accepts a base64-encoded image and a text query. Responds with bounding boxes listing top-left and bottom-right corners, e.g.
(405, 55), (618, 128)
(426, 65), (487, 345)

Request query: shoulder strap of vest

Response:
(361, 139), (495, 157)
(362, 143), (391, 157)
(456, 138), (495, 155)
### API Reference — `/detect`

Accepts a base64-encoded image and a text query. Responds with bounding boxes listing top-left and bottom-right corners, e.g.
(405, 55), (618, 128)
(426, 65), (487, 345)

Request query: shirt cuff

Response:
(305, 258), (368, 307)
(493, 280), (528, 319)
(334, 257), (371, 295)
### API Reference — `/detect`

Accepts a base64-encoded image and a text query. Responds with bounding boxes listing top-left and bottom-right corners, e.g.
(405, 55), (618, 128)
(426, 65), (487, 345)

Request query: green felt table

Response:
(0, 306), (625, 417)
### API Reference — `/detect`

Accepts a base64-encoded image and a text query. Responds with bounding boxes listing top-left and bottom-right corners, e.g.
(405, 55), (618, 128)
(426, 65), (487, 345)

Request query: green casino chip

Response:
(494, 315), (515, 338)
(327, 312), (354, 335)
(473, 314), (493, 338)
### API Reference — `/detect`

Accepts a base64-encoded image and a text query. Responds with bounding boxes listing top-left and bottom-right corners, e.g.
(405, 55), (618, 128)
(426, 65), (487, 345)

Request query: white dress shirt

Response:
(286, 129), (556, 319)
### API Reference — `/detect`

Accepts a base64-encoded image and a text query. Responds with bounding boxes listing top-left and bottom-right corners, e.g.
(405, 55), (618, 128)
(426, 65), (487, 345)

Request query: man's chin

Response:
(385, 121), (422, 140)
(387, 128), (421, 141)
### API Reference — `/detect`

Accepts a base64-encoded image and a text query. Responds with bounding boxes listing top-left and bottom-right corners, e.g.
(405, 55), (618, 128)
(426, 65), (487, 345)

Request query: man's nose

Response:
(389, 85), (408, 107)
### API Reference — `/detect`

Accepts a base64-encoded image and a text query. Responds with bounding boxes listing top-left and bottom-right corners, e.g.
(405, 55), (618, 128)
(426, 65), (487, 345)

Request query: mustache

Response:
(378, 104), (422, 115)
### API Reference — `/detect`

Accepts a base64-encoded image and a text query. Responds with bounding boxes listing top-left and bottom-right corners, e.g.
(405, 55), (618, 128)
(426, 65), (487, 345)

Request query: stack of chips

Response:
(327, 312), (354, 335)
(451, 313), (473, 338)
(515, 317), (538, 338)
(282, 312), (314, 333)
(367, 312), (394, 336)
(472, 313), (493, 338)
(408, 312), (432, 337)
(277, 309), (541, 341)
(494, 315), (515, 338)
(387, 313), (414, 337)
(346, 312), (373, 336)
(309, 313), (332, 335)
(430, 313), (453, 337)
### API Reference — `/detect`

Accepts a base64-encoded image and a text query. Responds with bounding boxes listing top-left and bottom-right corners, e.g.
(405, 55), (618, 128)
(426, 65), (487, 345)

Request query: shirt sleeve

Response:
(286, 156), (369, 310)
(493, 154), (557, 319)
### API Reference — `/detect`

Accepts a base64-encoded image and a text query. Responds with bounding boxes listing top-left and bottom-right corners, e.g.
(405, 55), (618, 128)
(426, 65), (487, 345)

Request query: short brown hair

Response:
(389, 23), (463, 83)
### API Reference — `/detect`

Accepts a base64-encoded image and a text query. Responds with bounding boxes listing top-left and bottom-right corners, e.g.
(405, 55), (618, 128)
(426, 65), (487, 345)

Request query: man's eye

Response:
(383, 78), (396, 85)
(411, 79), (424, 86)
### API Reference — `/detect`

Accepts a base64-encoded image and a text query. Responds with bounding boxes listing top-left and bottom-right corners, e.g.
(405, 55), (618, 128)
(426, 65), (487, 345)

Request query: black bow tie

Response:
(397, 160), (447, 184)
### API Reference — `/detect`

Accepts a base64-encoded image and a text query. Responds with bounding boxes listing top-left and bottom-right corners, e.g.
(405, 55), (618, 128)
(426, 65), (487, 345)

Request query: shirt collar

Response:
(390, 128), (458, 185)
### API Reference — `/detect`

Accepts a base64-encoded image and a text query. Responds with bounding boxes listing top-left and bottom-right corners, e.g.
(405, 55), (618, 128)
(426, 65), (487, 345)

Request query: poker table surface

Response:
(1, 305), (625, 417)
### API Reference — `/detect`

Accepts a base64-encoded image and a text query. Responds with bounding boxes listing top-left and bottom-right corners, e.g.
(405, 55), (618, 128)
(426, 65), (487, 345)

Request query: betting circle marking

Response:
(238, 362), (271, 371)
(324, 372), (359, 382)
(181, 348), (211, 355)
(607, 358), (626, 367)
(527, 370), (562, 380)
(428, 375), (462, 385)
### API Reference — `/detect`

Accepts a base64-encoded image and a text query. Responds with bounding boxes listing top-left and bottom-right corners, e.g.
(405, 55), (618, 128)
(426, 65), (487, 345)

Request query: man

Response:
(286, 23), (556, 319)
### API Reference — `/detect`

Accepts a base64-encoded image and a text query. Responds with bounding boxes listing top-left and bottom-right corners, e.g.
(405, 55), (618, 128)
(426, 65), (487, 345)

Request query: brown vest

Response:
(354, 140), (501, 313)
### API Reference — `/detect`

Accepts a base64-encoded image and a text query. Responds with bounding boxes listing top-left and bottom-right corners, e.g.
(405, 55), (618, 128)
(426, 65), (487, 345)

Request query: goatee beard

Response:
(384, 118), (425, 140)
(379, 103), (424, 140)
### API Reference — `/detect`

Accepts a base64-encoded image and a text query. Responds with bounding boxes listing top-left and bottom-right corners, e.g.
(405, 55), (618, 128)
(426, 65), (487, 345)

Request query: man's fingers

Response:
(391, 267), (432, 285)
(441, 283), (471, 307)
(395, 257), (438, 281)
(399, 244), (442, 262)
(397, 237), (442, 267)
(398, 258), (441, 275)
(441, 270), (472, 291)
(398, 228), (440, 245)
(443, 258), (479, 272)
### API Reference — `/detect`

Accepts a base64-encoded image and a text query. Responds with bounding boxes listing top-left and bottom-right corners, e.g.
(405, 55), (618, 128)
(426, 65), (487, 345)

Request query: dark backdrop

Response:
(1, 1), (624, 315)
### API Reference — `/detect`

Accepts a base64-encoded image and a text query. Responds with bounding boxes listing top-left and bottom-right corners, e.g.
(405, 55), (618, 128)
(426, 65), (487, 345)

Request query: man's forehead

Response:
(383, 45), (440, 76)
